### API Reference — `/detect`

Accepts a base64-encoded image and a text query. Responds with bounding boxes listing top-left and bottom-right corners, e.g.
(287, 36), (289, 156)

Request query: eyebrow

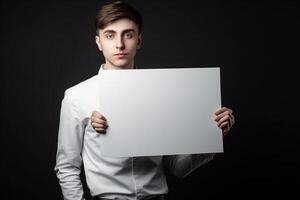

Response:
(103, 29), (136, 34)
(122, 29), (136, 34)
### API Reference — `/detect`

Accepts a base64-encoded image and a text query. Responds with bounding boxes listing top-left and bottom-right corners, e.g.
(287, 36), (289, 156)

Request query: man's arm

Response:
(54, 92), (85, 200)
(163, 154), (215, 178)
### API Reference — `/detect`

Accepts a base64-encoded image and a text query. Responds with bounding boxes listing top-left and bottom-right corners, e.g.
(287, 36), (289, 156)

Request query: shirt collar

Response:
(98, 64), (105, 75)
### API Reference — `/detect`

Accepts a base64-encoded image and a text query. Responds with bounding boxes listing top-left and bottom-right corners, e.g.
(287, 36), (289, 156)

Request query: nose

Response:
(116, 35), (125, 50)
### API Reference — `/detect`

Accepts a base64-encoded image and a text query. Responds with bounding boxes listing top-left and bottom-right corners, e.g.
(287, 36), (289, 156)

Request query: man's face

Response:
(95, 18), (142, 69)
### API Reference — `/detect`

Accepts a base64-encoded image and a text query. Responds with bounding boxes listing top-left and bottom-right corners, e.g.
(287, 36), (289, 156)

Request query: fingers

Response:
(92, 111), (107, 120)
(214, 107), (234, 123)
(92, 122), (108, 133)
(91, 116), (107, 126)
(91, 120), (108, 128)
(95, 127), (107, 133)
(217, 115), (231, 127)
(91, 111), (108, 133)
(218, 120), (231, 136)
(214, 107), (232, 120)
(220, 122), (230, 136)
(214, 107), (232, 116)
(214, 107), (235, 135)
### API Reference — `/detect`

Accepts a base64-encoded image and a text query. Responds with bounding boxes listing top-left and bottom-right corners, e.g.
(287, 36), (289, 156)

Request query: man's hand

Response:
(213, 107), (235, 136)
(90, 111), (109, 133)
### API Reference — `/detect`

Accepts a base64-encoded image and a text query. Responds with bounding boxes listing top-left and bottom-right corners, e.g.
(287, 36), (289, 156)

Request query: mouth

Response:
(114, 53), (128, 59)
(114, 52), (128, 55)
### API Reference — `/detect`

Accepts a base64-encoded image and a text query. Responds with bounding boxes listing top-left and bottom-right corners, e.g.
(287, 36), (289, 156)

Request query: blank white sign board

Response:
(98, 67), (223, 157)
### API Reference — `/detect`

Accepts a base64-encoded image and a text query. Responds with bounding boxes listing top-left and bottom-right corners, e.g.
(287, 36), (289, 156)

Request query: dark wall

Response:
(1, 0), (299, 199)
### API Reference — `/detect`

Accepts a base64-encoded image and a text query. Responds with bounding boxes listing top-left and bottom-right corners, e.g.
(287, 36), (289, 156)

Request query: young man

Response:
(55, 1), (235, 200)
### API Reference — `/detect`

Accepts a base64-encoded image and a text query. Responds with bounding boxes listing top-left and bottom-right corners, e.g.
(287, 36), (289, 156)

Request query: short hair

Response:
(94, 1), (143, 35)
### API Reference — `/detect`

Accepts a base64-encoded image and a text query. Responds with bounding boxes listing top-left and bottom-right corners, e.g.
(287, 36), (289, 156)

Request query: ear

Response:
(137, 33), (142, 49)
(95, 35), (102, 51)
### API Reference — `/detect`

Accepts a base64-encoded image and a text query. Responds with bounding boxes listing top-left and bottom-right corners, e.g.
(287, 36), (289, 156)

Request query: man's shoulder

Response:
(64, 74), (99, 101)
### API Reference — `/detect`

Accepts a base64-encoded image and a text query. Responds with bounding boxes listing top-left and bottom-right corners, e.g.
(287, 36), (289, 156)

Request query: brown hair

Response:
(94, 1), (143, 35)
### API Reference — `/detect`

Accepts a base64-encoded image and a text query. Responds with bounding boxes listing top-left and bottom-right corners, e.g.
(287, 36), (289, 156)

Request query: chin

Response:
(113, 60), (132, 69)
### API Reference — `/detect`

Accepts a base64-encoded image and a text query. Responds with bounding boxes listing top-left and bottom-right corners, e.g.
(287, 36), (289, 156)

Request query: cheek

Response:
(101, 42), (114, 55)
(127, 40), (139, 51)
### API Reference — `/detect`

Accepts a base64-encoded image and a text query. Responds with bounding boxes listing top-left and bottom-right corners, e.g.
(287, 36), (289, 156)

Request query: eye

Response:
(105, 33), (114, 39)
(124, 32), (133, 39)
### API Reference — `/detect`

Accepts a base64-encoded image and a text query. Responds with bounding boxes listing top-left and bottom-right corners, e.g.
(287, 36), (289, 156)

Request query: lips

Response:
(114, 53), (128, 59)
(114, 53), (128, 56)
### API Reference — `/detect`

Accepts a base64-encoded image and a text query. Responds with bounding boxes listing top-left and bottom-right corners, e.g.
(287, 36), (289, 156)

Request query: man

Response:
(55, 1), (235, 200)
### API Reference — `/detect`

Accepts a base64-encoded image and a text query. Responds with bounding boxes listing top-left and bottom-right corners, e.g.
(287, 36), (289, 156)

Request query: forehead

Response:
(100, 18), (138, 33)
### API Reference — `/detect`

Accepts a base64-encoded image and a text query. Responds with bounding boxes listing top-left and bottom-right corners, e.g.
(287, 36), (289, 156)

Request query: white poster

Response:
(98, 67), (223, 157)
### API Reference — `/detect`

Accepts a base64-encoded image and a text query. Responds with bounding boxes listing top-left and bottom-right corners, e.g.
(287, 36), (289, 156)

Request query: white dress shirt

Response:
(55, 65), (215, 200)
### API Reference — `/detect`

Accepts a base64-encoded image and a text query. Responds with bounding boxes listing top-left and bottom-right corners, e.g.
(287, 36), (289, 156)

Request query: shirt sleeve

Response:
(163, 153), (215, 178)
(54, 91), (86, 200)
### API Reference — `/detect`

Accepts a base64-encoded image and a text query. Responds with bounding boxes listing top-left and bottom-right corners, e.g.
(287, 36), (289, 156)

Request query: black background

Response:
(1, 0), (299, 199)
